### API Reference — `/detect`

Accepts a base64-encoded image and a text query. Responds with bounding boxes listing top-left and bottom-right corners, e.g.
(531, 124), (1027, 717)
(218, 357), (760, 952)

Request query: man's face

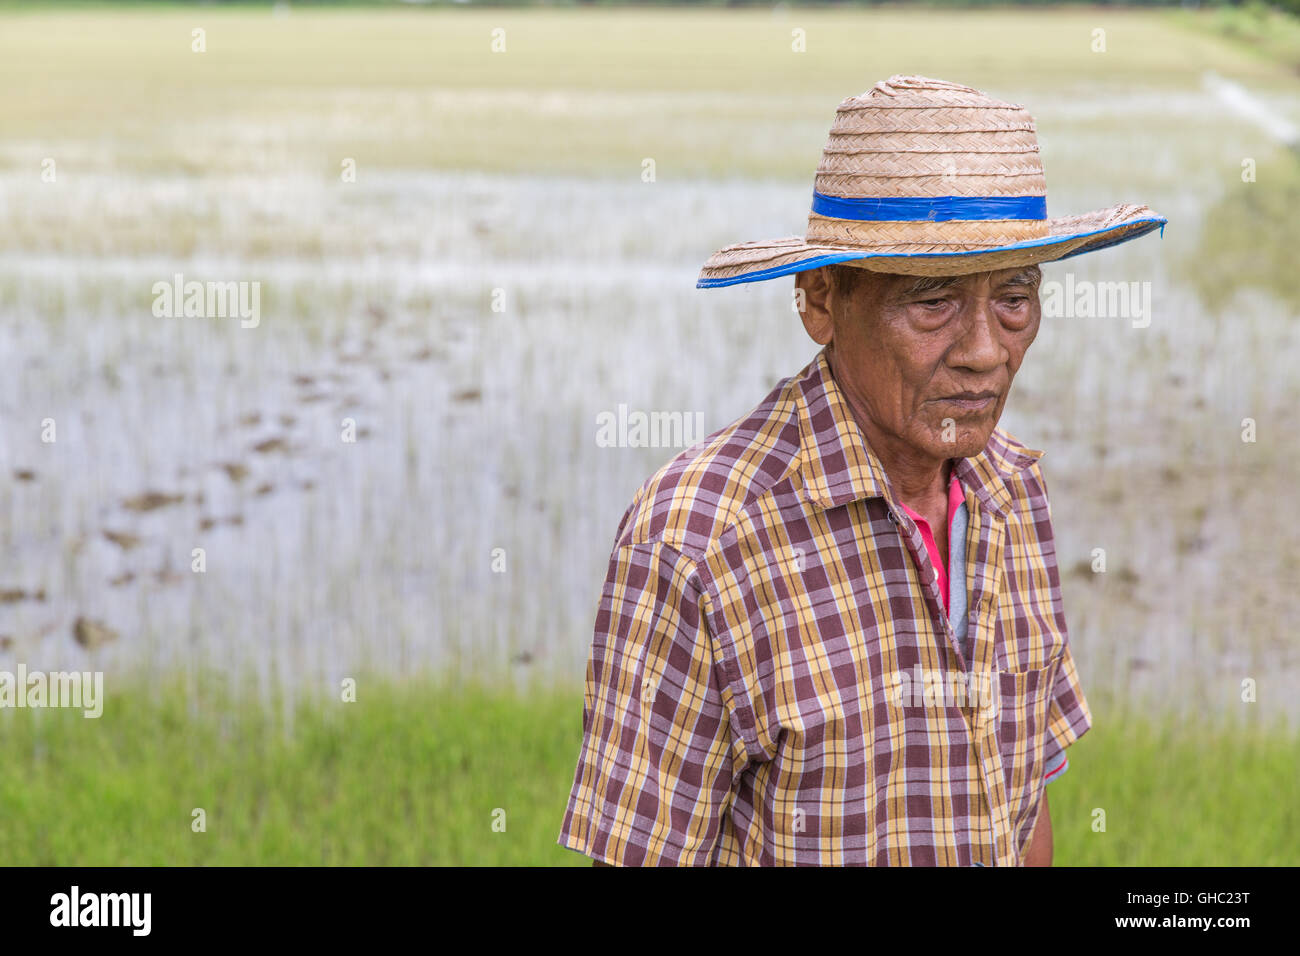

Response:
(796, 264), (1042, 463)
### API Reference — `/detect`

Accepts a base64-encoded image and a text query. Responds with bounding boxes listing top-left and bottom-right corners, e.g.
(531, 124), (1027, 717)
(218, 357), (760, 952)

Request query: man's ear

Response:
(795, 267), (834, 345)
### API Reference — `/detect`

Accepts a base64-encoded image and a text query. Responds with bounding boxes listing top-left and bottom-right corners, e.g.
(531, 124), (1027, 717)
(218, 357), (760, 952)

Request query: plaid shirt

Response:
(559, 347), (1091, 866)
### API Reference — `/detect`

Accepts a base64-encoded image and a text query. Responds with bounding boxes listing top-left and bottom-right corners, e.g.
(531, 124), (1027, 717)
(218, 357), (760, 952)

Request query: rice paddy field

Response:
(0, 3), (1297, 865)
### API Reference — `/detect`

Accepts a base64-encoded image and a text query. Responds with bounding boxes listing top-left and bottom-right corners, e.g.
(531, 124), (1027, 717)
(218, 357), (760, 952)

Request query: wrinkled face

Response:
(796, 263), (1042, 463)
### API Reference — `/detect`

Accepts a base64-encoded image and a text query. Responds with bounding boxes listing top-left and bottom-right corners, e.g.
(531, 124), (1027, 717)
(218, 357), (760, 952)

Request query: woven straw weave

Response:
(697, 75), (1165, 284)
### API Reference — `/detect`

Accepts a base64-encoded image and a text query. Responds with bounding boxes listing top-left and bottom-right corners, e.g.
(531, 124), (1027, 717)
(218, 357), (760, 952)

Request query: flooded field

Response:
(1, 8), (1298, 725)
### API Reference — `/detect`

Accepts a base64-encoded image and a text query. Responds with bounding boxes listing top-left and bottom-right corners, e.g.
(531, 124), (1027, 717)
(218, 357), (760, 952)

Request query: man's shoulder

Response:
(614, 373), (808, 559)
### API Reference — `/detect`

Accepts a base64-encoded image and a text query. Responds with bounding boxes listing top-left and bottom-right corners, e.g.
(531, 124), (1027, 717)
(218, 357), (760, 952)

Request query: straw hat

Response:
(696, 75), (1167, 287)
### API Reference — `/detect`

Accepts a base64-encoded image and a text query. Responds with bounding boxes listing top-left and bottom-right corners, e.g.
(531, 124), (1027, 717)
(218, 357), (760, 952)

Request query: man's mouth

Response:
(934, 391), (998, 411)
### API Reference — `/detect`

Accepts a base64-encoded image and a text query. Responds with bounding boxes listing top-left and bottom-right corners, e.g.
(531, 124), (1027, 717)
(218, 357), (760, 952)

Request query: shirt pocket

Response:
(998, 596), (1067, 674)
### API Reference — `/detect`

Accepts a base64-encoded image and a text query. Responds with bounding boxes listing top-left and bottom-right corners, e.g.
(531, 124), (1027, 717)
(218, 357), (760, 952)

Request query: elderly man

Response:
(558, 76), (1165, 866)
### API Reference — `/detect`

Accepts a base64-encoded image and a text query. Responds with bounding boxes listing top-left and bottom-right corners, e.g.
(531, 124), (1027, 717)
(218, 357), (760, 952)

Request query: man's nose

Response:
(948, 300), (1007, 372)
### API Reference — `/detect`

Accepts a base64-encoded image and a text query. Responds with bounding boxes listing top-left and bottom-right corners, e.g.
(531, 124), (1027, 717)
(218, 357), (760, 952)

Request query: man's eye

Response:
(1003, 295), (1029, 307)
(918, 298), (947, 309)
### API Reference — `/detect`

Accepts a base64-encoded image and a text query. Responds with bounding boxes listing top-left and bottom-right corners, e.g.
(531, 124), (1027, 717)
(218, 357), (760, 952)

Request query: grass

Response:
(1, 7), (1296, 176)
(0, 676), (1295, 865)
(0, 674), (586, 865)
(1182, 1), (1300, 73)
(1052, 695), (1300, 866)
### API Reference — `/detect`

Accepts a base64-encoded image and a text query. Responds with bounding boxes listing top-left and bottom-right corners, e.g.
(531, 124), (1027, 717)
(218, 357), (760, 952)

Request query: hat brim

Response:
(696, 205), (1166, 288)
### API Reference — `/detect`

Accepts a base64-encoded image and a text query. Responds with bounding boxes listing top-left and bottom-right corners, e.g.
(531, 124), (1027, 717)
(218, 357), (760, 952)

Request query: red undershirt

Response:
(896, 466), (966, 615)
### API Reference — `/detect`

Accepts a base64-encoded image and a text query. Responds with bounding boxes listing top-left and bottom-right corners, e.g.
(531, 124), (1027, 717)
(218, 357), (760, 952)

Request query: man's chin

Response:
(924, 428), (995, 460)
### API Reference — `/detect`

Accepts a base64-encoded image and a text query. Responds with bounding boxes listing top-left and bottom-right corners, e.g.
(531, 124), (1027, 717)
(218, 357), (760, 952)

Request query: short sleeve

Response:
(1041, 640), (1091, 776)
(1029, 456), (1090, 781)
(558, 540), (745, 866)
(1043, 748), (1068, 784)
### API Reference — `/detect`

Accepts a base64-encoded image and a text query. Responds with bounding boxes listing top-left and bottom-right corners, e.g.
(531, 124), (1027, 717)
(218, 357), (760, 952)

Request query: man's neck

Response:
(868, 433), (950, 517)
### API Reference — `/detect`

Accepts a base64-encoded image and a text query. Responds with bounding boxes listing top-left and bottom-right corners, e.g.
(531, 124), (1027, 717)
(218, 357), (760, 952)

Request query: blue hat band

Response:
(810, 190), (1047, 223)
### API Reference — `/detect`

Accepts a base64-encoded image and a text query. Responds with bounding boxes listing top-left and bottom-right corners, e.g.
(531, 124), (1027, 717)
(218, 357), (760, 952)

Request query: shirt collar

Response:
(793, 347), (1044, 519)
